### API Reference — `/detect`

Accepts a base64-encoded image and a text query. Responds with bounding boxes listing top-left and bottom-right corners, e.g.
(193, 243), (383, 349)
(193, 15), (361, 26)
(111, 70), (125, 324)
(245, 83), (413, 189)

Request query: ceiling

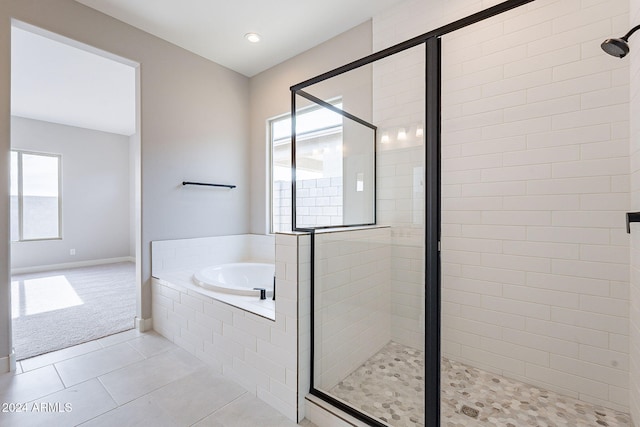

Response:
(11, 25), (137, 136)
(75, 0), (404, 77)
(11, 0), (404, 136)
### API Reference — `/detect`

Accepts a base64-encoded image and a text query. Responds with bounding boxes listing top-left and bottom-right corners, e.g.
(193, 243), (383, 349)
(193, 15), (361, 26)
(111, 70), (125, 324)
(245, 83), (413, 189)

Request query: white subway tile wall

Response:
(152, 234), (302, 421)
(313, 227), (392, 390)
(630, 0), (640, 422)
(297, 234), (312, 422)
(151, 234), (275, 277)
(374, 44), (426, 352)
(374, 0), (631, 412)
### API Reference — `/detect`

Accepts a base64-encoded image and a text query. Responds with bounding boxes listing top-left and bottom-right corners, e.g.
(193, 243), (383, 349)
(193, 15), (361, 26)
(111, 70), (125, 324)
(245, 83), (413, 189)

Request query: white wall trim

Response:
(0, 349), (16, 374)
(135, 316), (152, 332)
(11, 256), (135, 275)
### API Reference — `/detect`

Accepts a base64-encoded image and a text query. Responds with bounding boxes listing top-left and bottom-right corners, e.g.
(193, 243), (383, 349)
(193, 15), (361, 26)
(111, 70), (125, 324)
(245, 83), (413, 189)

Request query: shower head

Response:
(602, 24), (640, 58)
(601, 37), (630, 58)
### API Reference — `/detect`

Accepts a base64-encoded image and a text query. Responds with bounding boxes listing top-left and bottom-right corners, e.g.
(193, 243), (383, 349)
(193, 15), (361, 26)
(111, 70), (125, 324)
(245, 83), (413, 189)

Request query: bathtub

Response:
(193, 262), (275, 297)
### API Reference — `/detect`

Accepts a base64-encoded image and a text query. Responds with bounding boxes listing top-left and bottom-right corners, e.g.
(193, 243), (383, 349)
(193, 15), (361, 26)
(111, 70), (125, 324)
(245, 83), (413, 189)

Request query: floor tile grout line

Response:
(55, 341), (149, 389)
(187, 391), (249, 427)
(19, 329), (142, 374)
(96, 375), (119, 407)
(98, 351), (207, 408)
(20, 344), (105, 373)
(71, 376), (123, 427)
(125, 340), (149, 360)
(51, 363), (67, 391)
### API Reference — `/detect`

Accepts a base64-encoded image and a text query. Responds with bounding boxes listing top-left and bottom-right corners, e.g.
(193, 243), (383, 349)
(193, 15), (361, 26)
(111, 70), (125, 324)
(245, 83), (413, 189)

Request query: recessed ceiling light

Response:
(245, 33), (261, 43)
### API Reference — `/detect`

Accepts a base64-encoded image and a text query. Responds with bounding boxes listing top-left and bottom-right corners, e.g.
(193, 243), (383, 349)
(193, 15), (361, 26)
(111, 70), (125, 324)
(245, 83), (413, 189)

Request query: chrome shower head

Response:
(601, 37), (630, 58)
(602, 24), (640, 58)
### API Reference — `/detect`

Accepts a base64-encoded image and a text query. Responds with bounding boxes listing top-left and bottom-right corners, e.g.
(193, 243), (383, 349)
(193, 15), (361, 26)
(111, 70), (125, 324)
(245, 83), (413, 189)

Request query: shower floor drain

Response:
(461, 405), (479, 418)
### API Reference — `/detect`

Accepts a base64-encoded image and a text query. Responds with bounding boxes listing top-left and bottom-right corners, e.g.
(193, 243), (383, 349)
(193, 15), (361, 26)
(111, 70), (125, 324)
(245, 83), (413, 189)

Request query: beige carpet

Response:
(11, 262), (136, 360)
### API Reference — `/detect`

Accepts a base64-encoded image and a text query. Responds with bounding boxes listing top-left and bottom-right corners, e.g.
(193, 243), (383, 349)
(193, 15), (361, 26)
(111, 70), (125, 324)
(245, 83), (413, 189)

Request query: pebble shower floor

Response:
(329, 342), (631, 426)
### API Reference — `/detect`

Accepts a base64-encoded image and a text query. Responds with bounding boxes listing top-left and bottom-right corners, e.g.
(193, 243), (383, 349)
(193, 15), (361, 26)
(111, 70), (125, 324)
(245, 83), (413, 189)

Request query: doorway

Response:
(9, 21), (141, 361)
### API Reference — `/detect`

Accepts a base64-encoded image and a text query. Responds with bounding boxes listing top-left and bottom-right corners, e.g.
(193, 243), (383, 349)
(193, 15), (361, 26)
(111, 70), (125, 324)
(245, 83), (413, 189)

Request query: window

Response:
(11, 150), (62, 241)
(270, 101), (343, 233)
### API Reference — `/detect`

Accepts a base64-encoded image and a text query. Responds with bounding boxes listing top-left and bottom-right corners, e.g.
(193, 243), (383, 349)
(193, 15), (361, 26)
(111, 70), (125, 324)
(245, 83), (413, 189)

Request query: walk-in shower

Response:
(289, 2), (541, 425)
(291, 50), (428, 426)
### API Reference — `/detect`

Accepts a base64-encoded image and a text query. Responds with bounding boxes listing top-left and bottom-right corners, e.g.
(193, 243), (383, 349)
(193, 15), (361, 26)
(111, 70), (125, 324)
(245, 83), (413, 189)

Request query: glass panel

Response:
(294, 95), (375, 228)
(438, 3), (632, 425)
(271, 116), (292, 233)
(22, 153), (60, 240)
(302, 45), (425, 426)
(10, 151), (18, 242)
(313, 227), (393, 418)
(271, 102), (345, 233)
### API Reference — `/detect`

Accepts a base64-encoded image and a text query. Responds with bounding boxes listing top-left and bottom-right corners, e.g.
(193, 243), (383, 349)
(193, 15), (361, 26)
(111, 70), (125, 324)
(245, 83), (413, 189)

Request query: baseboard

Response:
(304, 395), (370, 427)
(136, 317), (153, 332)
(11, 256), (136, 275)
(0, 349), (16, 374)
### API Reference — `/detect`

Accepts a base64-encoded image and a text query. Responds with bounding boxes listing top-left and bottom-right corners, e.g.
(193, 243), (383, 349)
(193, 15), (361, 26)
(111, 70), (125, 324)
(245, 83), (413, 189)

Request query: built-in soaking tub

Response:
(193, 262), (275, 298)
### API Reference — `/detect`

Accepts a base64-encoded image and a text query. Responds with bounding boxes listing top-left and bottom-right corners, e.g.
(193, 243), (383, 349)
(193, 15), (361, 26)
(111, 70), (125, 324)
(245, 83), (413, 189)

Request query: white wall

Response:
(0, 0), (251, 363)
(373, 0), (631, 411)
(629, 0), (640, 423)
(10, 116), (131, 270)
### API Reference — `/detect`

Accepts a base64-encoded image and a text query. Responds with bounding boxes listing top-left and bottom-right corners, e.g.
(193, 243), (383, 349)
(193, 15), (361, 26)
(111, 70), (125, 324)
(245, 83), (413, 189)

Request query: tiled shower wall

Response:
(374, 0), (630, 412)
(629, 0), (640, 422)
(374, 46), (426, 352)
(313, 227), (391, 390)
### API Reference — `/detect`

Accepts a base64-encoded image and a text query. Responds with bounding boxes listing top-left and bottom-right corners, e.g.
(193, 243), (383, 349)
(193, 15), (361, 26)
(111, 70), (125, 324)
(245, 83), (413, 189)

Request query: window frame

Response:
(11, 149), (63, 242)
(268, 98), (343, 234)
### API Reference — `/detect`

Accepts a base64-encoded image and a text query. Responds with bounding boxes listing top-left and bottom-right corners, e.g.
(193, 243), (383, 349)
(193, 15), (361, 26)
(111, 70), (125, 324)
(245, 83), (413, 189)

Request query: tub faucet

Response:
(253, 288), (266, 300)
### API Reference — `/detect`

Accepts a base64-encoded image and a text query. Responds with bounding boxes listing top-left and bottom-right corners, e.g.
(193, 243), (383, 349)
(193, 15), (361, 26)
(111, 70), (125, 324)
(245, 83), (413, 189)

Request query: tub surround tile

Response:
(151, 234), (277, 320)
(154, 272), (276, 320)
(151, 234), (275, 278)
(152, 232), (300, 422)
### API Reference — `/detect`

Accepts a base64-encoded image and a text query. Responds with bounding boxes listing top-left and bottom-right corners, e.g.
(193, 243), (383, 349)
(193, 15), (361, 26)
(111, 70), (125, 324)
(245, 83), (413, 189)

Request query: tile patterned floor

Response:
(0, 330), (312, 427)
(1, 333), (634, 427)
(329, 341), (632, 427)
(330, 341), (424, 426)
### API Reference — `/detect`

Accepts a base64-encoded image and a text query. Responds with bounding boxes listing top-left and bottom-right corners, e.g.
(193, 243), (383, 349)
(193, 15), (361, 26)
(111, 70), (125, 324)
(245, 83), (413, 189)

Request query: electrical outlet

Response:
(70, 249), (76, 255)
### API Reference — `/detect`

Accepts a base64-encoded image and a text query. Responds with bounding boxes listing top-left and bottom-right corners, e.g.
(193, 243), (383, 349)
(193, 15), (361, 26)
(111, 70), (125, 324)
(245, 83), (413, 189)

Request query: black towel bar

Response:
(182, 181), (236, 189)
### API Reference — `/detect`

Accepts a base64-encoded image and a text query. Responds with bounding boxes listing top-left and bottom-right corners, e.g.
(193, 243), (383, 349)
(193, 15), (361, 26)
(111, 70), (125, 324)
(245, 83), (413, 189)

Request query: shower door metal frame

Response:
(290, 90), (378, 231)
(291, 1), (536, 425)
